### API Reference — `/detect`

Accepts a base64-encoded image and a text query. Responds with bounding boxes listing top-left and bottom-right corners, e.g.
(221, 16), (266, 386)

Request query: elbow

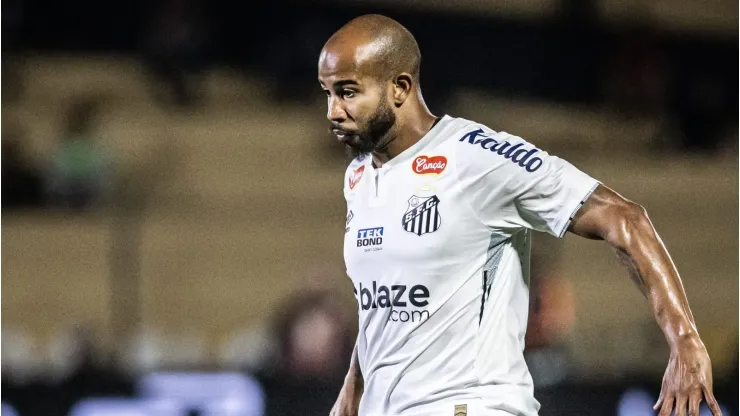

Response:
(605, 201), (652, 251)
(624, 202), (649, 224)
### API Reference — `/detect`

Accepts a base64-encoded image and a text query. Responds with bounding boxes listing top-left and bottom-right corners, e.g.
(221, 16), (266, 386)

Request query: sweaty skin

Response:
(322, 14), (722, 416)
(568, 185), (721, 416)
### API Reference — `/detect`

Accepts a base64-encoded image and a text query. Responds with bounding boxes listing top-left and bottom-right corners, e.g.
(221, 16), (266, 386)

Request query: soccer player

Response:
(319, 14), (722, 416)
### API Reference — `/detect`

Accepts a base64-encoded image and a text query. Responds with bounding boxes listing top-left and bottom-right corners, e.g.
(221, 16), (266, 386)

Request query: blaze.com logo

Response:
(353, 281), (431, 323)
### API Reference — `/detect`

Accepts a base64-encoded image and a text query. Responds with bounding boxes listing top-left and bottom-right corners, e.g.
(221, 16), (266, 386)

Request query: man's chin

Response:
(345, 135), (366, 148)
(345, 144), (365, 160)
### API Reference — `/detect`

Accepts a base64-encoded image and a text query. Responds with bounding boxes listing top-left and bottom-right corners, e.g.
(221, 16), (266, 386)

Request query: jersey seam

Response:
(452, 124), (501, 392)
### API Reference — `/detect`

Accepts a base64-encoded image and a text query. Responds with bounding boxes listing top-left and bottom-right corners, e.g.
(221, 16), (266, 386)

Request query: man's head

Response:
(318, 14), (421, 158)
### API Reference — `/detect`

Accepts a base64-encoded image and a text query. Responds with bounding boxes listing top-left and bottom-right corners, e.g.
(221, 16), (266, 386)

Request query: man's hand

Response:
(654, 335), (722, 416)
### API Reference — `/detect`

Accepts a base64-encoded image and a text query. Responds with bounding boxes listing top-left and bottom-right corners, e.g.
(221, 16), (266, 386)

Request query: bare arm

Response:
(330, 337), (363, 416)
(345, 339), (364, 394)
(567, 184), (721, 416)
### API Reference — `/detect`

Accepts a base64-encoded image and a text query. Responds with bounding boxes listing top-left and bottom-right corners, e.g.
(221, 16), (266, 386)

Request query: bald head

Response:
(319, 16), (433, 161)
(320, 14), (421, 83)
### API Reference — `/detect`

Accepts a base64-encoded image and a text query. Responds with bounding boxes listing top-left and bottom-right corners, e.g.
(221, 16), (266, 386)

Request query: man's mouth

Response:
(333, 129), (357, 143)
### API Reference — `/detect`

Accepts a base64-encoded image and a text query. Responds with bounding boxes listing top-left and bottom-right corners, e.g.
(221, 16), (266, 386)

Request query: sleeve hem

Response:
(556, 180), (601, 239)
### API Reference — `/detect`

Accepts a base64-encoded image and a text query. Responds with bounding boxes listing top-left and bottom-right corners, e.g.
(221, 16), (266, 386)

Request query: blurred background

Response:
(1, 0), (738, 415)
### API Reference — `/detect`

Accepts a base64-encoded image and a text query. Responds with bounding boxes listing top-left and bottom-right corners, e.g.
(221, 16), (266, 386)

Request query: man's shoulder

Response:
(438, 116), (516, 149)
(448, 118), (547, 176)
(436, 115), (485, 138)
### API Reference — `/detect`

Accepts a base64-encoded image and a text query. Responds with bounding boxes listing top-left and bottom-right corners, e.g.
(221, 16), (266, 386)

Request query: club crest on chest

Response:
(401, 195), (442, 236)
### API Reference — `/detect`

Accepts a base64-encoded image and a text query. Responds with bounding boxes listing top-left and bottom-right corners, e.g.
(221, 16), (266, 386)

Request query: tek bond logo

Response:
(357, 227), (383, 252)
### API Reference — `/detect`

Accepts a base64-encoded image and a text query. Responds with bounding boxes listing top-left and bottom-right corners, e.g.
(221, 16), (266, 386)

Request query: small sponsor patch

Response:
(345, 210), (354, 234)
(346, 210), (354, 225)
(357, 227), (383, 251)
(349, 165), (365, 190)
(454, 404), (467, 416)
(412, 155), (447, 175)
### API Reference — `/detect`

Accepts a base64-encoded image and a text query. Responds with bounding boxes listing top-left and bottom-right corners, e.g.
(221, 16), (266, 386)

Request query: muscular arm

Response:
(567, 184), (720, 416)
(567, 184), (696, 343)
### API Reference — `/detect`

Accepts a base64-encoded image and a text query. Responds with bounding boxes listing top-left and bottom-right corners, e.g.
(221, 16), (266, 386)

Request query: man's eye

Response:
(342, 90), (356, 99)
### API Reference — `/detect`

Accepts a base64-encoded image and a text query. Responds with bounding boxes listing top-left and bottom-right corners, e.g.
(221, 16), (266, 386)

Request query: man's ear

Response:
(391, 73), (413, 106)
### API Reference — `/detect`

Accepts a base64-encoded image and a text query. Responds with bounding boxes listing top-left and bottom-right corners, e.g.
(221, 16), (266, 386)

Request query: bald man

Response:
(319, 14), (721, 416)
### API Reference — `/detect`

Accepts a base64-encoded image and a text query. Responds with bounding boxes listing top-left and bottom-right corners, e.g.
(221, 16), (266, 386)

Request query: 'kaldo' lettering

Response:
(458, 128), (543, 172)
(353, 281), (431, 323)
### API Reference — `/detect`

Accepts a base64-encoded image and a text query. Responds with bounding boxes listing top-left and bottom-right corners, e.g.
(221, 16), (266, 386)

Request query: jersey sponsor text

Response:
(458, 128), (543, 172)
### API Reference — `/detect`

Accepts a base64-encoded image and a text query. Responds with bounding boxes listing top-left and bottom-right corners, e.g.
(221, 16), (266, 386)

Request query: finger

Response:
(702, 385), (723, 416)
(654, 389), (665, 410)
(675, 394), (688, 416)
(688, 390), (702, 416)
(659, 395), (675, 416)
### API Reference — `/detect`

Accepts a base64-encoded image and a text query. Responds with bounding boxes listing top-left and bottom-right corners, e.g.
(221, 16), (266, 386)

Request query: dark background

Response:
(2, 0), (738, 415)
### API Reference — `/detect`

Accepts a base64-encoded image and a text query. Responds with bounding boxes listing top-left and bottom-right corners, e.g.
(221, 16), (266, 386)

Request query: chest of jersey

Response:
(343, 156), (483, 281)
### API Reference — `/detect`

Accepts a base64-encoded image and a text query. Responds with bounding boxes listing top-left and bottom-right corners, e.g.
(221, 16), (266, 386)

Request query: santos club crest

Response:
(402, 195), (441, 236)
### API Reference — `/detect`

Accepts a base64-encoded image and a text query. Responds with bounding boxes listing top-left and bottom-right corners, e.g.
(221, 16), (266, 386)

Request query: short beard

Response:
(347, 96), (396, 160)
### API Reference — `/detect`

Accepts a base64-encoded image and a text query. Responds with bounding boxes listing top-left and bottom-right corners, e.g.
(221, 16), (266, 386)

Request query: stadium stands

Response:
(2, 56), (737, 384)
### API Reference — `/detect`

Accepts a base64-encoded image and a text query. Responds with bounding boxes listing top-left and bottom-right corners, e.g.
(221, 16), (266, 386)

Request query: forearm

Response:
(606, 205), (698, 346)
(345, 337), (364, 392)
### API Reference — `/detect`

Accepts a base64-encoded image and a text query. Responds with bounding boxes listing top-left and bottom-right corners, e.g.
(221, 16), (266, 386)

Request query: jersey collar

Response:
(376, 114), (451, 171)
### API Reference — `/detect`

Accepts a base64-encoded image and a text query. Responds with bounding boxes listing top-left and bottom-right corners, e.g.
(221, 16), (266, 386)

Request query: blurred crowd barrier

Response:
(2, 52), (737, 415)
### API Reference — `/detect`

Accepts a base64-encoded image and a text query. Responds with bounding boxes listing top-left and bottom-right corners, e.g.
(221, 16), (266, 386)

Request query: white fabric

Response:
(342, 115), (599, 416)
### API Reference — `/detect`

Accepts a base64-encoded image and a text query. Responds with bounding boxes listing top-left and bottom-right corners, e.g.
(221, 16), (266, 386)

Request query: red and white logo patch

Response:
(412, 155), (447, 175)
(349, 165), (365, 190)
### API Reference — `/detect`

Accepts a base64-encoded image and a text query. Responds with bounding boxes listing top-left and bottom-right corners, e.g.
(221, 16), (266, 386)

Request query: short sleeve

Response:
(455, 127), (599, 238)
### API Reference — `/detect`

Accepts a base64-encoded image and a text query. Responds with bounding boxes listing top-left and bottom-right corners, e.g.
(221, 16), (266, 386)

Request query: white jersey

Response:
(342, 115), (599, 416)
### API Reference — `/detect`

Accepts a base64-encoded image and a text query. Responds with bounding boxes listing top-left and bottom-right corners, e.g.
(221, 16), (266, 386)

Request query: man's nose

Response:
(327, 96), (346, 123)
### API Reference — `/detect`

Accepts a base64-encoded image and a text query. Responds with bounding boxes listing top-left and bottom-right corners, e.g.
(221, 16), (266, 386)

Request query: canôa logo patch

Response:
(349, 165), (365, 189)
(412, 155), (447, 175)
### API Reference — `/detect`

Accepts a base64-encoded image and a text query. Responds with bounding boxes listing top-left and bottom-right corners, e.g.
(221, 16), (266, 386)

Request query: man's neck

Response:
(372, 111), (438, 168)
